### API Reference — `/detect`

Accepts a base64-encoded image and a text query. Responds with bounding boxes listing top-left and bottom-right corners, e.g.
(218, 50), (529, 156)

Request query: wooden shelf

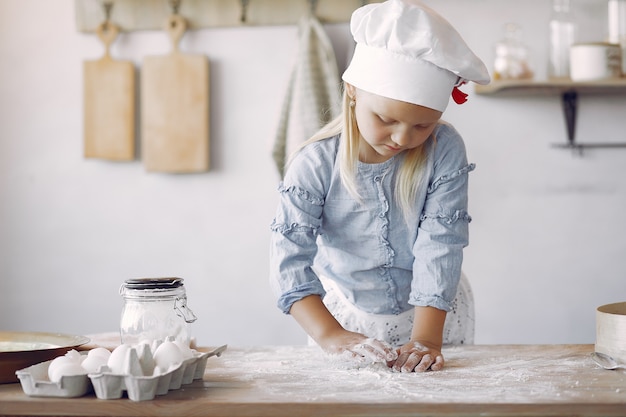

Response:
(474, 78), (626, 152)
(475, 78), (626, 95)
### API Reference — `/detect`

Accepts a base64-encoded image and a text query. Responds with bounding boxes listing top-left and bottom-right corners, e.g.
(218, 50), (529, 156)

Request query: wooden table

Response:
(0, 344), (624, 417)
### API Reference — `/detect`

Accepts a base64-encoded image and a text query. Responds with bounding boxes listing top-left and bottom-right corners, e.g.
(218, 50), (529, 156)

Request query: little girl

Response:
(270, 0), (490, 372)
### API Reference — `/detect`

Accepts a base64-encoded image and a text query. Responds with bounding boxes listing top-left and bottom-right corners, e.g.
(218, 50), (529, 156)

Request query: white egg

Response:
(107, 344), (131, 374)
(47, 350), (82, 380)
(152, 365), (166, 376)
(153, 341), (185, 370)
(64, 349), (83, 362)
(81, 353), (109, 373)
(49, 362), (87, 382)
(87, 347), (111, 360)
(173, 340), (194, 360)
(47, 356), (75, 381)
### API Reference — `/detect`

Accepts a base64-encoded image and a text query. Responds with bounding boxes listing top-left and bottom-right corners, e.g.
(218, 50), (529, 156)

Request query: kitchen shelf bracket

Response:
(561, 90), (577, 148)
(475, 79), (626, 154)
(551, 89), (626, 154)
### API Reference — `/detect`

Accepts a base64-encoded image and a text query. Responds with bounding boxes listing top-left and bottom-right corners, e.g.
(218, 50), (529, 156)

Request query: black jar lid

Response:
(122, 277), (184, 290)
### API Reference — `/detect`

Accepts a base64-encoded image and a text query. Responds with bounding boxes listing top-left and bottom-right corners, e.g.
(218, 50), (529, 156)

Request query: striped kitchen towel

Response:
(272, 13), (342, 178)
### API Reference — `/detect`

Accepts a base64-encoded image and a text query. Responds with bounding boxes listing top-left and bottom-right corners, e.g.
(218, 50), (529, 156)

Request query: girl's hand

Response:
(391, 341), (444, 372)
(319, 329), (398, 364)
(289, 296), (397, 364)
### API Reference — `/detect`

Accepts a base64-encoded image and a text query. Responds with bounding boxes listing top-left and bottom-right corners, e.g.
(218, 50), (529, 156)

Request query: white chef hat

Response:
(342, 0), (490, 112)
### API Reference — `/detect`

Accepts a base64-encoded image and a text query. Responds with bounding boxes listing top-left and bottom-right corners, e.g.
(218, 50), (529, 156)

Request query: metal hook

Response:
(240, 0), (250, 23)
(169, 0), (181, 15)
(308, 0), (318, 15)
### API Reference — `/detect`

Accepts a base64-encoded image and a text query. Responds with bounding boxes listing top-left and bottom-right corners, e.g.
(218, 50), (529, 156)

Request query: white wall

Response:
(1, 0), (625, 348)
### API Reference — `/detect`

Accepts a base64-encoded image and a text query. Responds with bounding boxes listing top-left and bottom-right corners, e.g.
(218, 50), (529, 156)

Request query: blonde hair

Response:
(287, 85), (433, 221)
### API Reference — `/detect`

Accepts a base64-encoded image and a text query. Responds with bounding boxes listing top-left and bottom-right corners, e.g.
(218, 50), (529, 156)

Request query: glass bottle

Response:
(608, 0), (626, 75)
(119, 277), (197, 346)
(493, 23), (534, 80)
(548, 0), (577, 79)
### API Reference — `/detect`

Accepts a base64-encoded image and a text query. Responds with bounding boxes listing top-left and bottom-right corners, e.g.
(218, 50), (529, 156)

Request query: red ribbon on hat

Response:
(451, 80), (468, 105)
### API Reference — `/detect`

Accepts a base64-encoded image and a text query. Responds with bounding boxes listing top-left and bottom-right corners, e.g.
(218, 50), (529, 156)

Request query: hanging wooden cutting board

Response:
(141, 14), (209, 173)
(83, 22), (135, 160)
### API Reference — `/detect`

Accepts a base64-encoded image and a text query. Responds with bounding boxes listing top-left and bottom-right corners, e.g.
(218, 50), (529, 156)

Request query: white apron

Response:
(318, 273), (475, 347)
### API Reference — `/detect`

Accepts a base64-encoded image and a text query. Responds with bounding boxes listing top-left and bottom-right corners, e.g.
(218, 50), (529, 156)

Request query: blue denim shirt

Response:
(270, 123), (474, 316)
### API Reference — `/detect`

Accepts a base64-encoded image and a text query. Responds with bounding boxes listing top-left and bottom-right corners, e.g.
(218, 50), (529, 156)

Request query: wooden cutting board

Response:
(141, 14), (210, 173)
(83, 22), (135, 160)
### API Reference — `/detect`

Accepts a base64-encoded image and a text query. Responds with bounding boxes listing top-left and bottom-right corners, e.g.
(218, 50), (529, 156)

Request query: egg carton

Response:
(16, 345), (227, 401)
(16, 353), (92, 398)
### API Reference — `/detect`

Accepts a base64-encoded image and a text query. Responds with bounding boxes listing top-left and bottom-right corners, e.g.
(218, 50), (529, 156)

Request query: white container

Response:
(569, 42), (622, 81)
(596, 302), (626, 364)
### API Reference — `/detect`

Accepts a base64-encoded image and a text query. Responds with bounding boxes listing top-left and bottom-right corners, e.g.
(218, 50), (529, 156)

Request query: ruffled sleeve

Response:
(269, 139), (338, 314)
(409, 124), (475, 312)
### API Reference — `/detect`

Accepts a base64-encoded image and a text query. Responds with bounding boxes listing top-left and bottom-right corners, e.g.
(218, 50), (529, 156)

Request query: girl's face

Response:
(348, 85), (442, 164)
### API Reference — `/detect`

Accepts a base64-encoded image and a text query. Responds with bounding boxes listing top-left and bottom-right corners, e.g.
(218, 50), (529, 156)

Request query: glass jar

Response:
(548, 0), (577, 79)
(493, 23), (534, 80)
(119, 277), (197, 346)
